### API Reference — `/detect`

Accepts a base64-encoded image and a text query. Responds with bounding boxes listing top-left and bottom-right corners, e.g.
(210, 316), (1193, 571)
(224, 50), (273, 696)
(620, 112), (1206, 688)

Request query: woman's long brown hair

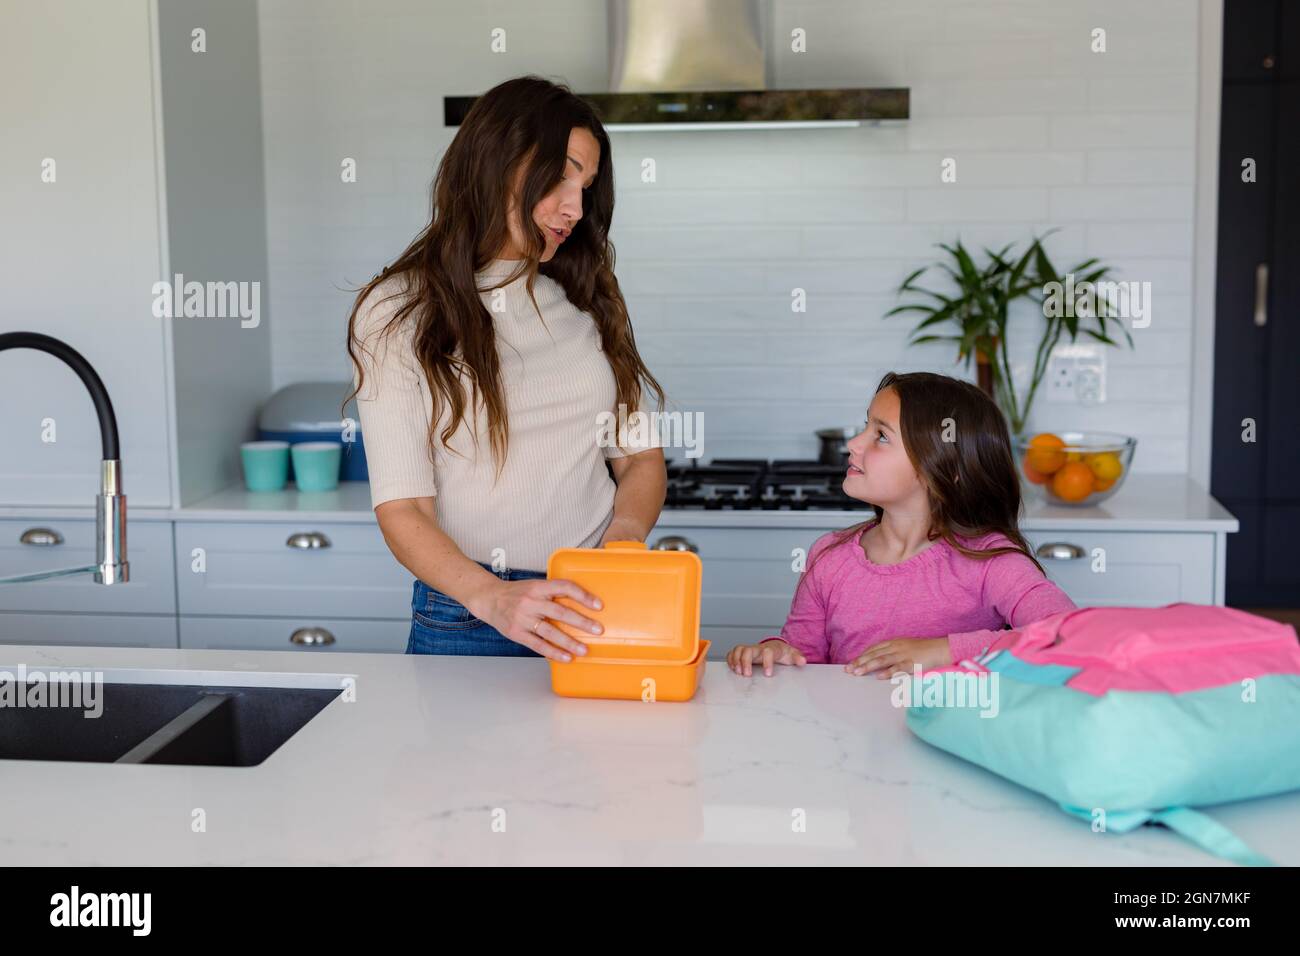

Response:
(801, 371), (1045, 590)
(344, 75), (663, 479)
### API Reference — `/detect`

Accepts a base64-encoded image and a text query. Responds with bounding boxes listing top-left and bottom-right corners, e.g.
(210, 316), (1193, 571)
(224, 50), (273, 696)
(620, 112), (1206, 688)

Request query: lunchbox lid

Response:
(546, 541), (701, 665)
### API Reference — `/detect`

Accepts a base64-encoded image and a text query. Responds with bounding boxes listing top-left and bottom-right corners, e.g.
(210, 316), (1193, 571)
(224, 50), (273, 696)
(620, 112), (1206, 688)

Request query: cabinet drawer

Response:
(650, 524), (838, 629)
(174, 521), (412, 618)
(0, 518), (175, 614)
(0, 612), (177, 648)
(1024, 529), (1216, 606)
(179, 615), (408, 653)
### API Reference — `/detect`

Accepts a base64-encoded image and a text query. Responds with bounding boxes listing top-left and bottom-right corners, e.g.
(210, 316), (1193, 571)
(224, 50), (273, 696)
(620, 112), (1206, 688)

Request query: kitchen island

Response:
(3, 642), (1295, 866)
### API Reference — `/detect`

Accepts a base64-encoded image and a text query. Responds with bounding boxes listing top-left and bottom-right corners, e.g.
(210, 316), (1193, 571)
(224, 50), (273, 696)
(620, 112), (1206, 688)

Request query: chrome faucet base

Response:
(95, 460), (129, 584)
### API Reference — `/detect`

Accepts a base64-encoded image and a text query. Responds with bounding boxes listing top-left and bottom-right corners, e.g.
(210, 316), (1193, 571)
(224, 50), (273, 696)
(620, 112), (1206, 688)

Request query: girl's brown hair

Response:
(802, 371), (1044, 586)
(344, 75), (663, 478)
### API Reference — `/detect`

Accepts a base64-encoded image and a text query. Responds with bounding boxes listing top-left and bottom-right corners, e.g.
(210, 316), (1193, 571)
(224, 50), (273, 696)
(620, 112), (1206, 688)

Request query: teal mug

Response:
(240, 441), (289, 492)
(290, 441), (343, 492)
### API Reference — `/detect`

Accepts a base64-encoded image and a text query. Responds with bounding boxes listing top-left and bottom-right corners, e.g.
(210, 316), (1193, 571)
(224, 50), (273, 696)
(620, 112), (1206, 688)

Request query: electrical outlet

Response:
(1045, 345), (1107, 405)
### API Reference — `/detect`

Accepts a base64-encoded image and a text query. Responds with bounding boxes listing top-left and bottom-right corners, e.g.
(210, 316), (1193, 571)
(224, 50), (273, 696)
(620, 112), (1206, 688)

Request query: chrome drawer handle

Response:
(19, 527), (64, 546)
(290, 626), (336, 646)
(652, 535), (698, 553)
(1036, 542), (1085, 561)
(286, 531), (331, 550)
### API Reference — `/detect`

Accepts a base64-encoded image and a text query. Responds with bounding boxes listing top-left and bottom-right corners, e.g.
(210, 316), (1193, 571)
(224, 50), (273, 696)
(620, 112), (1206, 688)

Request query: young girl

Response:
(728, 371), (1076, 679)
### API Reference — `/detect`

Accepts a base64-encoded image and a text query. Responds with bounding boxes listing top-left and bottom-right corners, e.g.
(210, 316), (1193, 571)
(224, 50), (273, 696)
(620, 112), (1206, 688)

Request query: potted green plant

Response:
(885, 234), (1133, 436)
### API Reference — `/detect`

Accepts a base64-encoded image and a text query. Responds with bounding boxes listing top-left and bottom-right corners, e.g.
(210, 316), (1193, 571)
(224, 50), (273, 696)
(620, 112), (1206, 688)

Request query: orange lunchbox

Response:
(545, 540), (708, 701)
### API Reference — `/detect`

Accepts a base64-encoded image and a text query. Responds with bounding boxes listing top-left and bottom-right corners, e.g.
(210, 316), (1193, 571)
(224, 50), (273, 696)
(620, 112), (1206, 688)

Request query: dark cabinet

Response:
(1212, 1), (1300, 606)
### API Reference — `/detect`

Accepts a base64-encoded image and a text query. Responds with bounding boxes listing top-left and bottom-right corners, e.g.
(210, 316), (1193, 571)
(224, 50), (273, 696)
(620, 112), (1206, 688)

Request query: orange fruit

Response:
(1051, 461), (1095, 502)
(1087, 452), (1123, 483)
(1022, 457), (1049, 484)
(1094, 476), (1117, 491)
(1026, 433), (1066, 474)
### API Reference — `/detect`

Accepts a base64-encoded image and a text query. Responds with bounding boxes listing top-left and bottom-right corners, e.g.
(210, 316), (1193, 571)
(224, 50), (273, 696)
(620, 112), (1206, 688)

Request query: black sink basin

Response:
(0, 683), (342, 767)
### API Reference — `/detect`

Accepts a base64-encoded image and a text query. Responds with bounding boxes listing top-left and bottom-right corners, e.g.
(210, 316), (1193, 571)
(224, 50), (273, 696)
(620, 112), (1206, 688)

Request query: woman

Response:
(346, 75), (666, 661)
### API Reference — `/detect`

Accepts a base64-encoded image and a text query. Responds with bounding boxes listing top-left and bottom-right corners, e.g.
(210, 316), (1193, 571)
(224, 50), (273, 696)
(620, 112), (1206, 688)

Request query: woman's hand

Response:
(727, 639), (808, 677)
(598, 516), (647, 547)
(845, 637), (952, 679)
(469, 578), (605, 662)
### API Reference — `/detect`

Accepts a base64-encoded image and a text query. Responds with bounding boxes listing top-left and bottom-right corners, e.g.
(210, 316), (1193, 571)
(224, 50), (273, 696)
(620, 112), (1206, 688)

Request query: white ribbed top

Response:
(351, 259), (653, 572)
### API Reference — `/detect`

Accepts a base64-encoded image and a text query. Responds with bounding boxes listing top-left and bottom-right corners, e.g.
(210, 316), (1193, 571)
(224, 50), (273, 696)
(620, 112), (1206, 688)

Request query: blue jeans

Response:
(406, 562), (546, 656)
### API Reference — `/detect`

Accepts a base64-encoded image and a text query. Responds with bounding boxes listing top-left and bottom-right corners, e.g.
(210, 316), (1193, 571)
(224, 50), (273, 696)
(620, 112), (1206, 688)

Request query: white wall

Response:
(157, 0), (274, 505)
(257, 0), (1207, 472)
(0, 0), (173, 506)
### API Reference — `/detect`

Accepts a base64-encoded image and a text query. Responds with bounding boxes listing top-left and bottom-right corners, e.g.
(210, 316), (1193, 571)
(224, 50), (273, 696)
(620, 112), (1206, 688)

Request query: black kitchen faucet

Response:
(0, 332), (128, 585)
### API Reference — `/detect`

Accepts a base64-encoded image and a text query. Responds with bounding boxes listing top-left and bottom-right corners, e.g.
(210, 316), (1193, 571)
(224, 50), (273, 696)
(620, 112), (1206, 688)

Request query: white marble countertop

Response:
(1, 641), (1290, 865)
(0, 474), (1240, 532)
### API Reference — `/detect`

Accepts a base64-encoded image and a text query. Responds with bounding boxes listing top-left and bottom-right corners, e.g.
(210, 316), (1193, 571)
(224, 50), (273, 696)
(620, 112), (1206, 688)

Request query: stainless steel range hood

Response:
(444, 0), (908, 131)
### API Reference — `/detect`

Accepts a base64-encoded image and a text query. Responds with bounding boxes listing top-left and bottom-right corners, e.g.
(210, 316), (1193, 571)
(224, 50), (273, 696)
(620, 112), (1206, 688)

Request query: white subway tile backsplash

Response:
(911, 77), (1088, 116)
(1086, 150), (1195, 185)
(907, 188), (1050, 222)
(610, 226), (802, 260)
(656, 366), (802, 403)
(905, 41), (1057, 81)
(1049, 113), (1196, 149)
(763, 190), (906, 223)
(906, 116), (1051, 151)
(1087, 75), (1199, 113)
(1049, 186), (1193, 221)
(1086, 221), (1194, 258)
(1107, 365), (1191, 403)
(801, 225), (945, 260)
(762, 261), (921, 296)
(615, 190), (769, 225)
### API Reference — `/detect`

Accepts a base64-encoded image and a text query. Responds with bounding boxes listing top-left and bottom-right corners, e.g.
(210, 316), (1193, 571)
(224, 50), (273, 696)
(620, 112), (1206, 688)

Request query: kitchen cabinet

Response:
(1213, 0), (1300, 606)
(0, 613), (176, 649)
(178, 615), (407, 654)
(0, 517), (176, 617)
(1022, 530), (1216, 606)
(0, 515), (178, 648)
(171, 517), (412, 654)
(173, 520), (412, 620)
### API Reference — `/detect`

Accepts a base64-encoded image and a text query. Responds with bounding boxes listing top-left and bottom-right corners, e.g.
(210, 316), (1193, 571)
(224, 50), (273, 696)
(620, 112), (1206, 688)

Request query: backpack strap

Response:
(1149, 807), (1275, 867)
(1059, 803), (1274, 866)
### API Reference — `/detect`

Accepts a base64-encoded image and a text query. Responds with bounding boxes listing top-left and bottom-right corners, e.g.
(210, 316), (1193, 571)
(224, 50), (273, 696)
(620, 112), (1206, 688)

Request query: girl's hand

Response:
(471, 578), (604, 662)
(845, 637), (952, 679)
(727, 639), (808, 677)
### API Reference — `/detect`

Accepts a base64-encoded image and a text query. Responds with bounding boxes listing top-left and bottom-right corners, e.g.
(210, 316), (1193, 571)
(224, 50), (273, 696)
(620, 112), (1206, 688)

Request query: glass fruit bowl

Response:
(1013, 431), (1136, 507)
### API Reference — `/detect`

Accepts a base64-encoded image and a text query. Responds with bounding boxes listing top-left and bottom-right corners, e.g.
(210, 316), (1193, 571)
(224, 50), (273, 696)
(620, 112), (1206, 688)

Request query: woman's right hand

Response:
(470, 578), (604, 662)
(727, 639), (808, 677)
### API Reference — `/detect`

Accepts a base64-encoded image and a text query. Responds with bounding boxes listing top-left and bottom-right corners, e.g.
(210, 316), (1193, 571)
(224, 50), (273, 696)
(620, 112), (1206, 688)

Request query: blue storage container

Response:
(257, 382), (368, 482)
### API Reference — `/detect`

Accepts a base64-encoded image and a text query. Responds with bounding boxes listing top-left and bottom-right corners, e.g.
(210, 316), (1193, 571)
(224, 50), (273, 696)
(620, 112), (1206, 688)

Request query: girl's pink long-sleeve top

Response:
(766, 519), (1077, 665)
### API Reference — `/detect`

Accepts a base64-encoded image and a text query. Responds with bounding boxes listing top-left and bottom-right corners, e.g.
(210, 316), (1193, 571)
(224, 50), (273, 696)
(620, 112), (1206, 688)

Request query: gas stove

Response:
(664, 458), (872, 511)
